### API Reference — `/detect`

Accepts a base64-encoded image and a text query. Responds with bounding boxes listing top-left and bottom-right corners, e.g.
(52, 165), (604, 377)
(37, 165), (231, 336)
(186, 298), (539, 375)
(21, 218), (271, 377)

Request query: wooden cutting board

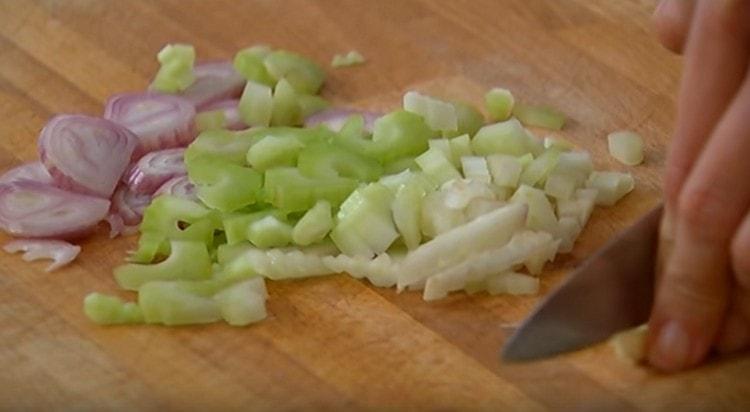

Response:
(1, 0), (748, 410)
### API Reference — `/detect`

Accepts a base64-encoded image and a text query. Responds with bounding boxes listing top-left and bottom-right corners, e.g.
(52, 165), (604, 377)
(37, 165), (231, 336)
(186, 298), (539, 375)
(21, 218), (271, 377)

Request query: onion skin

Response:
(180, 61), (246, 110)
(0, 181), (110, 239)
(304, 108), (380, 133)
(103, 93), (196, 159)
(0, 162), (53, 185)
(38, 114), (138, 198)
(123, 148), (186, 195)
(3, 239), (81, 272)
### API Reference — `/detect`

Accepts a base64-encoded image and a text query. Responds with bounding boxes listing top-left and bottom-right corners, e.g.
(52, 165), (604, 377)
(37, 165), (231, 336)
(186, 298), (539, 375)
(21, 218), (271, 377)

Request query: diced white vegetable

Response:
(543, 136), (574, 151)
(586, 171), (634, 206)
(428, 139), (454, 166)
(608, 131), (644, 166)
(487, 272), (540, 295)
(420, 190), (466, 238)
(485, 88), (514, 121)
(393, 180), (425, 250)
(415, 148), (462, 186)
(223, 247), (333, 281)
(556, 193), (596, 228)
(486, 154), (523, 188)
(524, 237), (560, 275)
(460, 156), (491, 184)
(491, 185), (513, 201)
(610, 324), (648, 363)
(554, 216), (582, 253)
(544, 173), (577, 200)
(440, 179), (495, 210)
(448, 134), (472, 166)
(465, 198), (506, 222)
(213, 278), (268, 326)
(509, 185), (558, 233)
(520, 149), (560, 187)
(324, 253), (398, 287)
(471, 119), (532, 156)
(398, 202), (528, 290)
(403, 91), (458, 132)
(552, 151), (593, 186)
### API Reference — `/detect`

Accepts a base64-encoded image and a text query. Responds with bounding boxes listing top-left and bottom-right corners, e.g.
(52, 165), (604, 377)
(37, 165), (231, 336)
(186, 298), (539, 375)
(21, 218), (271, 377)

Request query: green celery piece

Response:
(332, 183), (398, 256)
(298, 94), (330, 119)
(392, 179), (425, 250)
(83, 293), (144, 325)
(518, 153), (535, 167)
(415, 148), (461, 186)
(247, 215), (293, 248)
(485, 88), (515, 121)
(139, 196), (220, 244)
(128, 232), (170, 263)
(264, 167), (357, 212)
(239, 81), (273, 127)
(403, 91), (458, 132)
(115, 240), (212, 290)
(216, 242), (253, 265)
(333, 115), (378, 159)
(271, 78), (302, 126)
(233, 45), (275, 86)
(195, 110), (226, 132)
(246, 134), (305, 171)
(250, 125), (334, 147)
(223, 210), (287, 245)
(471, 118), (533, 156)
(519, 149), (561, 187)
(213, 279), (267, 326)
(188, 158), (263, 212)
(371, 110), (434, 162)
(151, 44), (195, 93)
(383, 157), (418, 175)
(512, 103), (566, 130)
(185, 129), (263, 165)
(444, 101), (484, 138)
(264, 50), (325, 94)
(297, 142), (383, 181)
(427, 139), (453, 166)
(139, 281), (222, 326)
(292, 200), (333, 246)
(448, 134), (473, 165)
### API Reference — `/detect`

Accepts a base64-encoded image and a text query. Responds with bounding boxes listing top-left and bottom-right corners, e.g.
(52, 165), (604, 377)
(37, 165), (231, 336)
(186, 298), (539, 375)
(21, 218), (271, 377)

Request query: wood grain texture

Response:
(0, 0), (748, 410)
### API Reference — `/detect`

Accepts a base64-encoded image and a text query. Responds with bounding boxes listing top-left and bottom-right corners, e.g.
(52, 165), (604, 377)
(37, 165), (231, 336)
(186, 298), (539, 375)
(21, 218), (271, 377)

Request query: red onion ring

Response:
(0, 181), (110, 238)
(199, 99), (246, 131)
(304, 108), (381, 133)
(104, 93), (196, 159)
(38, 115), (138, 198)
(153, 175), (198, 202)
(0, 162), (53, 185)
(111, 185), (152, 226)
(180, 61), (246, 110)
(123, 148), (186, 195)
(3, 239), (81, 272)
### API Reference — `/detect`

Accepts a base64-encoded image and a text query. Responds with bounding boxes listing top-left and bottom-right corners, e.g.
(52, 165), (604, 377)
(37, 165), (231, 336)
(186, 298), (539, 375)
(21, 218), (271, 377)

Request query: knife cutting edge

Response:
(501, 205), (663, 362)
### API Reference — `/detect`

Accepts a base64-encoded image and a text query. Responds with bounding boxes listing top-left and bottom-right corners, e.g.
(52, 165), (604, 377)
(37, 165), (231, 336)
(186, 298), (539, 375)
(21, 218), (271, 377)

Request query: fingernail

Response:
(718, 315), (749, 354)
(650, 321), (692, 371)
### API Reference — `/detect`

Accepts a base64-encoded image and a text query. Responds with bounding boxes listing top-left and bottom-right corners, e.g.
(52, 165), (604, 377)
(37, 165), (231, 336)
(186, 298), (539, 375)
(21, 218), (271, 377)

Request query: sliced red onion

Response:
(3, 239), (81, 272)
(104, 213), (139, 239)
(0, 162), (53, 185)
(123, 148), (186, 194)
(180, 61), (245, 110)
(153, 175), (198, 202)
(111, 185), (152, 226)
(304, 108), (381, 133)
(200, 99), (246, 130)
(38, 115), (138, 198)
(104, 93), (196, 159)
(0, 181), (110, 238)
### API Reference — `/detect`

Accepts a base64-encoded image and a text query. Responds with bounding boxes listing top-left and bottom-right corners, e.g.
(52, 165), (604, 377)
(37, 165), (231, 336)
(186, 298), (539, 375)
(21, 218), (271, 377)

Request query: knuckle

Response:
(662, 270), (726, 315)
(677, 185), (729, 240)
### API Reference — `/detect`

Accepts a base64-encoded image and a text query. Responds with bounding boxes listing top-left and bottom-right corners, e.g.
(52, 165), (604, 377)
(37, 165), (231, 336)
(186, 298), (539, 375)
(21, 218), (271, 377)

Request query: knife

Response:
(501, 205), (663, 362)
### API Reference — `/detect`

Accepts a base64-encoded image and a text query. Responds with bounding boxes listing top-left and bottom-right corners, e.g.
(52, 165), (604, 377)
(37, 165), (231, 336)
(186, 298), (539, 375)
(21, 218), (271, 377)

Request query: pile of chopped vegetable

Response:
(0, 44), (643, 327)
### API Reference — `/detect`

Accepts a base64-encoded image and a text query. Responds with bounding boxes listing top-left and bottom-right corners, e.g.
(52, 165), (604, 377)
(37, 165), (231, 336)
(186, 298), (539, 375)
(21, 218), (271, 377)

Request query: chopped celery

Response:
(486, 154), (522, 188)
(518, 153), (534, 167)
(448, 134), (473, 165)
(371, 110), (433, 162)
(264, 167), (357, 212)
(115, 240), (212, 290)
(233, 45), (275, 86)
(552, 151), (593, 186)
(185, 129), (262, 165)
(247, 215), (293, 248)
(607, 130), (644, 166)
(188, 158), (263, 212)
(512, 103), (566, 130)
(509, 185), (558, 233)
(403, 91), (458, 132)
(393, 179), (426, 249)
(485, 88), (514, 121)
(544, 136), (574, 151)
(446, 102), (484, 138)
(128, 231), (170, 263)
(195, 110), (226, 132)
(292, 200), (333, 246)
(213, 279), (267, 326)
(331, 183), (398, 256)
(323, 253), (398, 287)
(544, 173), (577, 200)
(383, 157), (418, 174)
(331, 50), (366, 68)
(440, 179), (495, 210)
(460, 156), (491, 183)
(271, 78), (302, 126)
(298, 94), (330, 119)
(139, 196), (218, 242)
(151, 44), (195, 93)
(471, 119), (533, 156)
(239, 81), (273, 127)
(586, 171), (634, 206)
(222, 247), (331, 281)
(139, 281), (222, 326)
(83, 293), (144, 325)
(246, 134), (304, 171)
(264, 50), (325, 94)
(415, 148), (461, 186)
(223, 210), (286, 245)
(519, 149), (560, 187)
(297, 142), (383, 181)
(420, 190), (466, 238)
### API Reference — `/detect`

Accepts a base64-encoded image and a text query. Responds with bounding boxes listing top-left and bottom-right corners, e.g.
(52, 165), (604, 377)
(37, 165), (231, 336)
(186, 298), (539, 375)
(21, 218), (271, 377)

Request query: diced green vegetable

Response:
(519, 149), (560, 187)
(188, 157), (263, 212)
(393, 179), (426, 249)
(297, 94), (330, 119)
(471, 119), (533, 156)
(271, 78), (302, 126)
(512, 103), (566, 130)
(83, 293), (144, 325)
(246, 134), (304, 171)
(223, 210), (286, 245)
(460, 156), (491, 183)
(213, 279), (268, 326)
(264, 50), (325, 94)
(371, 110), (434, 162)
(185, 129), (262, 165)
(248, 215), (293, 248)
(415, 148), (461, 186)
(292, 200), (333, 246)
(403, 91), (458, 132)
(264, 167), (357, 212)
(297, 142), (383, 181)
(151, 43), (195, 93)
(331, 50), (366, 68)
(115, 240), (212, 290)
(428, 139), (453, 166)
(607, 130), (644, 166)
(485, 88), (514, 121)
(331, 183), (398, 256)
(420, 190), (466, 239)
(448, 134), (473, 165)
(446, 102), (484, 138)
(139, 281), (222, 326)
(233, 45), (275, 86)
(195, 110), (226, 132)
(239, 81), (273, 127)
(544, 173), (577, 200)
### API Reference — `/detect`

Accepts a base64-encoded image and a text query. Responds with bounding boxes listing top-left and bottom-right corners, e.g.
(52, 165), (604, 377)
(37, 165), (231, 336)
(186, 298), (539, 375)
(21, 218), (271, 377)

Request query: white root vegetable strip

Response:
(3, 239), (81, 272)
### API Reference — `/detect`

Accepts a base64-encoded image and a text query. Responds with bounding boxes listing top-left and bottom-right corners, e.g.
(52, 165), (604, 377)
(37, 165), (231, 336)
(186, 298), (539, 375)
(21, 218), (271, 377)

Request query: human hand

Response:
(649, 0), (750, 372)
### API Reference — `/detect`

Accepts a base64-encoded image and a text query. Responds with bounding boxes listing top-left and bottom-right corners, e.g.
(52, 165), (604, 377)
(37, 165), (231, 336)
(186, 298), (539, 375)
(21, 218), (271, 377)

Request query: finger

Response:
(649, 11), (750, 372)
(717, 213), (750, 353)
(662, 0), (750, 211)
(653, 0), (697, 54)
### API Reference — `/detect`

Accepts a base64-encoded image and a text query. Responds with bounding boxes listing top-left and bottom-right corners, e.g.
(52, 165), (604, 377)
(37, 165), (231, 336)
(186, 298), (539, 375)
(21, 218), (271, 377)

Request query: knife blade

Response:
(501, 205), (663, 362)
